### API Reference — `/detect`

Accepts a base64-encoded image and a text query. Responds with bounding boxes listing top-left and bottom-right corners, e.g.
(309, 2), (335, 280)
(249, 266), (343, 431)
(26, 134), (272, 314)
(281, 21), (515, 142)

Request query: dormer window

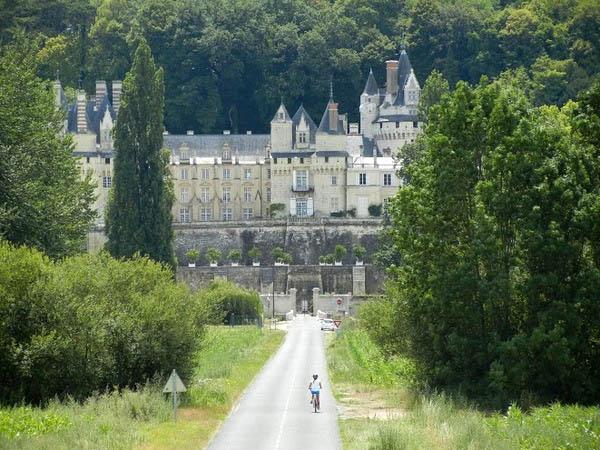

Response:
(222, 144), (231, 161)
(299, 132), (306, 143)
(278, 112), (284, 120)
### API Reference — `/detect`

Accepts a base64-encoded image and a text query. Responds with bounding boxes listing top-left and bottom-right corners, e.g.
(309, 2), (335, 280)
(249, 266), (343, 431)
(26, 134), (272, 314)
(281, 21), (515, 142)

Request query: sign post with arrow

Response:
(163, 369), (187, 421)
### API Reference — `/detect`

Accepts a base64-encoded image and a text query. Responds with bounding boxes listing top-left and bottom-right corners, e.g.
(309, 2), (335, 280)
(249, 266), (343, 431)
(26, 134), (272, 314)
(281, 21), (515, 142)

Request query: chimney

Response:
(53, 79), (63, 109)
(328, 102), (338, 132)
(95, 80), (107, 108)
(76, 90), (87, 133)
(246, 130), (252, 135)
(386, 60), (399, 96)
(112, 80), (122, 115)
(186, 130), (194, 136)
(349, 123), (359, 134)
(223, 130), (231, 135)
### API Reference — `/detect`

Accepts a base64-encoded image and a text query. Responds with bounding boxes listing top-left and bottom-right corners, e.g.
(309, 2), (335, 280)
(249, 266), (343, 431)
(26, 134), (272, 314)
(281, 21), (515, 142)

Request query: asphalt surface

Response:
(207, 315), (342, 450)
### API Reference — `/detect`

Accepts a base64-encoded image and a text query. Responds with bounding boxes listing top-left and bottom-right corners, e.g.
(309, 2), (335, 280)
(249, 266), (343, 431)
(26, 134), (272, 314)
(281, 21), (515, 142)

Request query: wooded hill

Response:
(1, 0), (599, 134)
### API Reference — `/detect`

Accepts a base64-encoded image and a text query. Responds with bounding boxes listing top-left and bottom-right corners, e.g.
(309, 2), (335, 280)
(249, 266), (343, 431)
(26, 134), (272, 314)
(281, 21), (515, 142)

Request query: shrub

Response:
(271, 247), (292, 264)
(368, 204), (382, 217)
(0, 241), (204, 404)
(185, 249), (200, 264)
(334, 244), (347, 262)
(248, 246), (261, 263)
(228, 249), (241, 263)
(324, 254), (335, 264)
(268, 203), (285, 218)
(353, 244), (366, 261)
(194, 280), (263, 324)
(319, 255), (326, 264)
(347, 208), (357, 218)
(330, 211), (346, 218)
(206, 247), (221, 264)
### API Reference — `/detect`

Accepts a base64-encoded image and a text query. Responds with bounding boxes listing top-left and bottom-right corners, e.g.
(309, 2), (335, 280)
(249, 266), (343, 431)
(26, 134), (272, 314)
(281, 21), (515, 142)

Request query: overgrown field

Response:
(0, 326), (284, 450)
(328, 321), (600, 450)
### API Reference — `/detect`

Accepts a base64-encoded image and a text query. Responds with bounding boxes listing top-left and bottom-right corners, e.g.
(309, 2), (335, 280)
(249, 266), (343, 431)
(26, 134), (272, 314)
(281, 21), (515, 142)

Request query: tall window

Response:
(223, 168), (231, 180)
(180, 168), (188, 180)
(267, 187), (271, 202)
(296, 198), (307, 217)
(179, 207), (190, 223)
(330, 197), (339, 212)
(244, 168), (252, 179)
(384, 173), (392, 186)
(296, 170), (308, 190)
(243, 208), (253, 220)
(102, 172), (112, 188)
(244, 187), (252, 202)
(200, 208), (211, 221)
(201, 187), (210, 203)
(331, 175), (337, 186)
(222, 187), (231, 203)
(267, 169), (271, 179)
(222, 207), (232, 221)
(180, 187), (189, 202)
(359, 173), (367, 185)
(299, 132), (306, 143)
(201, 168), (210, 180)
(287, 157), (292, 164)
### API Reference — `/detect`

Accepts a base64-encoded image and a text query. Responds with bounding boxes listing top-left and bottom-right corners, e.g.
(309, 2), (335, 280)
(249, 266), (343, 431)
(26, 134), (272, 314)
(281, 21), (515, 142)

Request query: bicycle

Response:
(311, 391), (320, 413)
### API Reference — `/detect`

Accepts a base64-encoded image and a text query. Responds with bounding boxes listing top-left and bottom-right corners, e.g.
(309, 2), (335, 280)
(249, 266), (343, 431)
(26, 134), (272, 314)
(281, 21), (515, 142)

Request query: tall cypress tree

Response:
(105, 39), (175, 269)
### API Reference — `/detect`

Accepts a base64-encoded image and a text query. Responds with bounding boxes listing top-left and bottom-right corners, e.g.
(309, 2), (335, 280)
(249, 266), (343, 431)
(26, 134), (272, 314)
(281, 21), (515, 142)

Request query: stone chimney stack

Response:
(76, 90), (87, 133)
(386, 60), (399, 96)
(328, 102), (338, 132)
(95, 80), (107, 108)
(112, 80), (122, 115)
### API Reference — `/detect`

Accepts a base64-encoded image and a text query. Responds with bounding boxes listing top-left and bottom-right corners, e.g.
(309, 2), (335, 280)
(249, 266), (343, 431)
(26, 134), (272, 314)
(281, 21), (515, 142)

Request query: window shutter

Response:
(290, 198), (297, 216)
(307, 197), (314, 216)
(292, 170), (297, 191)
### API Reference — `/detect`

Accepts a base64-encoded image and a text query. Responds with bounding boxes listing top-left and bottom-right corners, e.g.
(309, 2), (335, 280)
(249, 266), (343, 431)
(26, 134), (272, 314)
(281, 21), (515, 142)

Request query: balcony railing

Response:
(291, 184), (314, 192)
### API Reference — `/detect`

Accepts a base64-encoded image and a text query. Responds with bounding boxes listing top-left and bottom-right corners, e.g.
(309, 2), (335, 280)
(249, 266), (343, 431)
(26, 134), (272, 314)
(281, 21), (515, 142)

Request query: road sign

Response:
(333, 320), (342, 328)
(163, 369), (187, 422)
(163, 369), (187, 393)
(336, 298), (342, 305)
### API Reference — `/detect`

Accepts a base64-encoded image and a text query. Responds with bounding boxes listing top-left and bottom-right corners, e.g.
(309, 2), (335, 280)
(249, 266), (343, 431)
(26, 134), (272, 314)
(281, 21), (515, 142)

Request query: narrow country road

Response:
(207, 315), (342, 450)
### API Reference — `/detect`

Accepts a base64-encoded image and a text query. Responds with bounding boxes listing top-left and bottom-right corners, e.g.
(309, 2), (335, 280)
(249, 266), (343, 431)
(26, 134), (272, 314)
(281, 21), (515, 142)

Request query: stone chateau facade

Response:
(55, 49), (421, 225)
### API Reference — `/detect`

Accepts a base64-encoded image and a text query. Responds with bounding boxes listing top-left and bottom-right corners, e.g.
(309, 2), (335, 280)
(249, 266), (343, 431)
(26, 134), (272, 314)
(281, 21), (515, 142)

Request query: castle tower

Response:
(359, 68), (380, 138)
(270, 102), (293, 151)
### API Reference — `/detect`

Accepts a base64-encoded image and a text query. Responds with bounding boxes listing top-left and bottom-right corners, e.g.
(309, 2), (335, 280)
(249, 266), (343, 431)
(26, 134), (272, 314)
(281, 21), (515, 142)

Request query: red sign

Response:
(333, 320), (342, 328)
(336, 298), (342, 305)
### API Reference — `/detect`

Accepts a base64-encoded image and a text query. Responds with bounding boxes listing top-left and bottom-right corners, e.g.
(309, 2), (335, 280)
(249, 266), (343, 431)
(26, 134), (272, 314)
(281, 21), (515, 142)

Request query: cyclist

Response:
(308, 374), (322, 412)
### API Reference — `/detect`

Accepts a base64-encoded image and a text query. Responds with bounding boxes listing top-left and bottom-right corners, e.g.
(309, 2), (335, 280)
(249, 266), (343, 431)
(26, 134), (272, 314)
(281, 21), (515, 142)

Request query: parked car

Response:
(321, 318), (335, 331)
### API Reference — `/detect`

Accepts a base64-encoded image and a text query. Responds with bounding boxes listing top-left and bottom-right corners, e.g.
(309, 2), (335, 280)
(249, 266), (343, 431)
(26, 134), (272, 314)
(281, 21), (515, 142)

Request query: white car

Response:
(321, 318), (335, 331)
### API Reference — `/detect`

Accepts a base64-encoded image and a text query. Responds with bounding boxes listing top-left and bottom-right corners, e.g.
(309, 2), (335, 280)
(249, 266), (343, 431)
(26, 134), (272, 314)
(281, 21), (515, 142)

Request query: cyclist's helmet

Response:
(312, 374), (318, 379)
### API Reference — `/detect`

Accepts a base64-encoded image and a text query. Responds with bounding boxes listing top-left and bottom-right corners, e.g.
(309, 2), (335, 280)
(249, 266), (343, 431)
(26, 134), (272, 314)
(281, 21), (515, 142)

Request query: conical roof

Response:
(318, 99), (345, 135)
(362, 68), (378, 95)
(271, 102), (291, 122)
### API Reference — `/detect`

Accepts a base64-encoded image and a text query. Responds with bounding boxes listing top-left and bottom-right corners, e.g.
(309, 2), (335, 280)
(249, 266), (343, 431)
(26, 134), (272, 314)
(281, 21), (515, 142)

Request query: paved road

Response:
(207, 315), (342, 450)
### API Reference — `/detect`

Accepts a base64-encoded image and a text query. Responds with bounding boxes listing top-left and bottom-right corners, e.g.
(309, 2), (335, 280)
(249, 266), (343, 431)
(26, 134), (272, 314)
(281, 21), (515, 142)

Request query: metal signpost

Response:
(163, 369), (187, 421)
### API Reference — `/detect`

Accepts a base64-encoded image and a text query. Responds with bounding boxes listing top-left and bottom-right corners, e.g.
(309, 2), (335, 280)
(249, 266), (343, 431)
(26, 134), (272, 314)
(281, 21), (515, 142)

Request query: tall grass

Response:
(0, 326), (284, 450)
(0, 385), (170, 450)
(329, 323), (600, 450)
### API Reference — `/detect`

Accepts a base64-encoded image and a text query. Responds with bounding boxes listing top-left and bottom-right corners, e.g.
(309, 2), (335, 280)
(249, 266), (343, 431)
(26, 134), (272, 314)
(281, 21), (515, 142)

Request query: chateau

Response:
(55, 49), (421, 225)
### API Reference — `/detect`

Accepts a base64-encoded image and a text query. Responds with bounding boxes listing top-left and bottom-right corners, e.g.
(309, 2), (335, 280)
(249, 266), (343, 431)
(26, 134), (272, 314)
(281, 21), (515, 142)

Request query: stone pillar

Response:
(352, 266), (366, 296)
(289, 288), (297, 312)
(312, 287), (320, 313)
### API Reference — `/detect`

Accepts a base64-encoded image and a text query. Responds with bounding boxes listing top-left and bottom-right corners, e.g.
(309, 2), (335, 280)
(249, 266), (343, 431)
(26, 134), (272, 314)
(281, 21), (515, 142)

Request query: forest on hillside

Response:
(1, 0), (599, 134)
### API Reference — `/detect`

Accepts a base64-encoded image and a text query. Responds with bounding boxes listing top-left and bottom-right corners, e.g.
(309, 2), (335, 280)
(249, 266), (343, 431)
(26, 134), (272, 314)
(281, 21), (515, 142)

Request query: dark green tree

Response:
(0, 37), (95, 258)
(105, 38), (175, 269)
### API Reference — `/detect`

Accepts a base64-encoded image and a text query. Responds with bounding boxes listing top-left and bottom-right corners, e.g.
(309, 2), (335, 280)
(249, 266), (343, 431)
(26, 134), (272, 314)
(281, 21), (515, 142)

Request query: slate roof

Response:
(317, 99), (346, 135)
(392, 49), (413, 107)
(164, 134), (270, 159)
(315, 150), (348, 157)
(66, 93), (116, 142)
(362, 68), (378, 95)
(271, 151), (315, 158)
(373, 114), (418, 123)
(271, 102), (291, 122)
(291, 105), (317, 145)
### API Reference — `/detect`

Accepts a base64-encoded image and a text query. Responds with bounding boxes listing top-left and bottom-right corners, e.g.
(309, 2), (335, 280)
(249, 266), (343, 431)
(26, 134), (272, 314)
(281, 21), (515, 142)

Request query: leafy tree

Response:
(418, 69), (449, 122)
(0, 38), (95, 259)
(384, 75), (600, 405)
(105, 38), (175, 269)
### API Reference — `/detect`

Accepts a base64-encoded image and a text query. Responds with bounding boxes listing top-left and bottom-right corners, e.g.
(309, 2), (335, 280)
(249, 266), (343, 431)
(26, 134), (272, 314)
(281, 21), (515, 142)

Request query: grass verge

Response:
(328, 320), (600, 450)
(0, 326), (284, 450)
